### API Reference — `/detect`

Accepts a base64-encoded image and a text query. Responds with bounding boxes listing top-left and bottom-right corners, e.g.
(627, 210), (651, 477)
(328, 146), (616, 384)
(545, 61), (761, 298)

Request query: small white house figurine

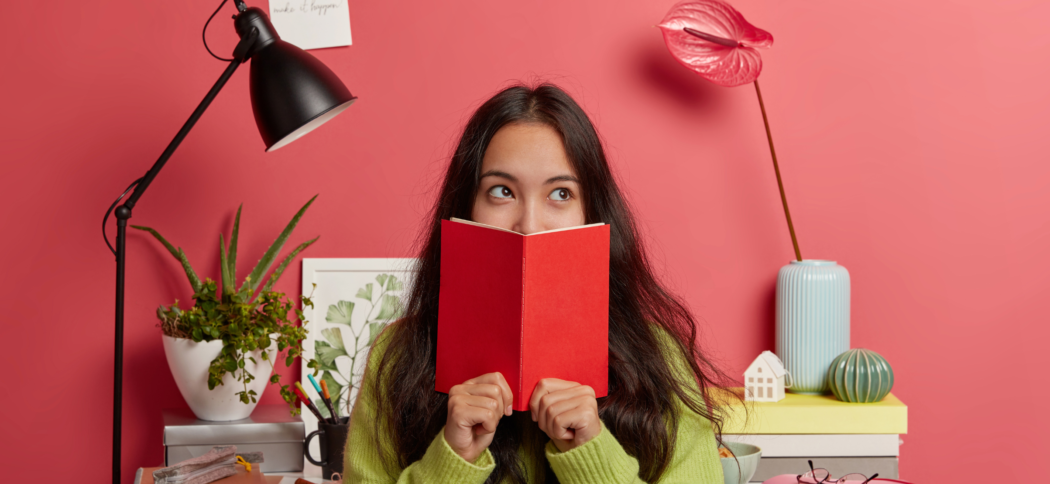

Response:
(744, 351), (792, 402)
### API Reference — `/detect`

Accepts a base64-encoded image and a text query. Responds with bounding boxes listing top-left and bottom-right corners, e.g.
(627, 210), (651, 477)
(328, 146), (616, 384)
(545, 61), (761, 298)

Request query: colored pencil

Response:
(292, 383), (325, 423)
(320, 379), (340, 419)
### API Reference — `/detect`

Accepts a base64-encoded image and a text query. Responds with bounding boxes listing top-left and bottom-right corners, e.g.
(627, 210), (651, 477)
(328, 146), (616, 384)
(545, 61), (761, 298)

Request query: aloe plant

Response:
(132, 196), (322, 414)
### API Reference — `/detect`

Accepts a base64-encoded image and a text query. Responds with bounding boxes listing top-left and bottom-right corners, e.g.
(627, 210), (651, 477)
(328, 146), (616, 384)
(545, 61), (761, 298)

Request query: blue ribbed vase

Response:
(776, 260), (850, 394)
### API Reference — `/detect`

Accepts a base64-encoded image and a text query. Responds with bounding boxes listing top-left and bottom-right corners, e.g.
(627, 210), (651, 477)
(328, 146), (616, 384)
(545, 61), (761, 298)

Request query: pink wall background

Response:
(2, 0), (1047, 481)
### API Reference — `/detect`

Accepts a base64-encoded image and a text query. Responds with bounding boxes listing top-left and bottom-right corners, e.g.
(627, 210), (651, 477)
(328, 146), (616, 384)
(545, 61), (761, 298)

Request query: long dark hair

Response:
(370, 83), (738, 483)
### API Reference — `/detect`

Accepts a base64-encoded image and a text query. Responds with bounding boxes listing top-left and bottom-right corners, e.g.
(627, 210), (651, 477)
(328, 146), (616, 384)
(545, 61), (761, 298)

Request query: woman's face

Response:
(471, 123), (586, 234)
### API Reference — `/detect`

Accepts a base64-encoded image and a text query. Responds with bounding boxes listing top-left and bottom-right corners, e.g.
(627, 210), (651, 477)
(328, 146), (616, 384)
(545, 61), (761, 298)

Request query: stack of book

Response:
(719, 391), (908, 483)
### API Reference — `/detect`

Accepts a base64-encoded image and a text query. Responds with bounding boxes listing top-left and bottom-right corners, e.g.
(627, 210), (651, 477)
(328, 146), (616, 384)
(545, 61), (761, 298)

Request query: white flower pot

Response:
(162, 334), (277, 421)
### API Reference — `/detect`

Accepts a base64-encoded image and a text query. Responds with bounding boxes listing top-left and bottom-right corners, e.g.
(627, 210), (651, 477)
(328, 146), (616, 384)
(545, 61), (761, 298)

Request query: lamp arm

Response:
(109, 27), (257, 484)
(122, 28), (257, 210)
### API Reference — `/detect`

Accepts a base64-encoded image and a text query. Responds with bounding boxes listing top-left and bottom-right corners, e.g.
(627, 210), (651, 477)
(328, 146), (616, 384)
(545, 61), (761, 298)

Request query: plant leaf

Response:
(376, 274), (389, 290)
(313, 398), (332, 419)
(242, 195), (318, 294)
(374, 294), (402, 321)
(385, 275), (403, 292)
(256, 236), (319, 297)
(131, 225), (202, 292)
(131, 225), (180, 259)
(219, 234), (233, 295)
(176, 249), (203, 294)
(228, 204), (241, 288)
(367, 322), (388, 346)
(321, 327), (346, 351)
(355, 283), (373, 303)
(314, 341), (342, 370)
(325, 300), (355, 326)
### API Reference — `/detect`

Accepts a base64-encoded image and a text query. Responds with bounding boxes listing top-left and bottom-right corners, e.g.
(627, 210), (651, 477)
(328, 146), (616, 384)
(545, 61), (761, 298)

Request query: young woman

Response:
(344, 84), (737, 483)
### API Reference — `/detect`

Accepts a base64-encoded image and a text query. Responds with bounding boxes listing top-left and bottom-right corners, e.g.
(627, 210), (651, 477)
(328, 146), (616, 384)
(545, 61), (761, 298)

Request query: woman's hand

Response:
(529, 378), (601, 452)
(444, 372), (514, 463)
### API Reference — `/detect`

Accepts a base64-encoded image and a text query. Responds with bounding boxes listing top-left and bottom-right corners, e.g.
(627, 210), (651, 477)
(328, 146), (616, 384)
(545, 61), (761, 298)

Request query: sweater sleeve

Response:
(344, 328), (496, 484)
(544, 329), (725, 484)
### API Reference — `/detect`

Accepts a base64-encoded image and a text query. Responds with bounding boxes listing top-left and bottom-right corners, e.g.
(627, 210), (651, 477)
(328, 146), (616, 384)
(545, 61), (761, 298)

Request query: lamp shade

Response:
(249, 38), (357, 152)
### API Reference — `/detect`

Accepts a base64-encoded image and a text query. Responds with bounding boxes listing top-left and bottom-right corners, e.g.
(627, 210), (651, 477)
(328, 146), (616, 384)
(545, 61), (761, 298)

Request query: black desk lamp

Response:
(101, 2), (356, 482)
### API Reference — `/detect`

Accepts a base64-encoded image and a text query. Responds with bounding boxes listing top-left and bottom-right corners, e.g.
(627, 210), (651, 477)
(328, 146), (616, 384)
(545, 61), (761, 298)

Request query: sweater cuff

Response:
(545, 421), (639, 484)
(415, 427), (495, 483)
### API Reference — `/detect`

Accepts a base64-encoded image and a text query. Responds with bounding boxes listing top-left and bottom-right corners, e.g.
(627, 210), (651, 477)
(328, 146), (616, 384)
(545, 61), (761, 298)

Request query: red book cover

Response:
(435, 218), (610, 411)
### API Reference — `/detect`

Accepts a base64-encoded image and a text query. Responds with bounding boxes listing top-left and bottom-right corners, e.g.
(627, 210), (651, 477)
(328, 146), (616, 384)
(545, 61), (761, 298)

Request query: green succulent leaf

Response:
(219, 234), (233, 295)
(228, 204), (241, 286)
(257, 237), (320, 298)
(130, 225), (202, 293)
(242, 195), (318, 294)
(326, 300), (355, 326)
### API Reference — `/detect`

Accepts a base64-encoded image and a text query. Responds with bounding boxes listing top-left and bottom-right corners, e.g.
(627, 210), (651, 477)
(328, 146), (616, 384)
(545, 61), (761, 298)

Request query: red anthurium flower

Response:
(658, 0), (773, 87)
(658, 1), (804, 260)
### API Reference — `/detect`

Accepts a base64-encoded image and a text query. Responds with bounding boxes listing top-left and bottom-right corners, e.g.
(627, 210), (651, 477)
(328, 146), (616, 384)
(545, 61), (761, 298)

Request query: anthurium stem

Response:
(753, 79), (802, 261)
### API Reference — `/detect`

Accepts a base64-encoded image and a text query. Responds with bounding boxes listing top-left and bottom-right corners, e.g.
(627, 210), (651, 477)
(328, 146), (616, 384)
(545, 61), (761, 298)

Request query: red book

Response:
(436, 218), (610, 411)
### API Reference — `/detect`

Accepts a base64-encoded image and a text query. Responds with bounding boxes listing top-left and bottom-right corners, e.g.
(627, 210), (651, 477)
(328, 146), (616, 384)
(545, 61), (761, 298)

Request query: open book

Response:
(435, 218), (610, 411)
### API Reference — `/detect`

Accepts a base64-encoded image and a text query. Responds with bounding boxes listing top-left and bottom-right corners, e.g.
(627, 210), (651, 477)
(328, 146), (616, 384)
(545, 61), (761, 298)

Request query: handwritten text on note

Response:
(269, 0), (352, 51)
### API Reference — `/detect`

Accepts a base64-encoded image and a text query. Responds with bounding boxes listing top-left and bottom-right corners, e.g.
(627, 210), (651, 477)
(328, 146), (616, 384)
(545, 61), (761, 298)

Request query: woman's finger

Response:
(531, 381), (592, 422)
(541, 395), (594, 439)
(454, 394), (502, 413)
(449, 400), (500, 435)
(451, 382), (501, 401)
(466, 372), (514, 416)
(529, 378), (581, 420)
(551, 404), (599, 442)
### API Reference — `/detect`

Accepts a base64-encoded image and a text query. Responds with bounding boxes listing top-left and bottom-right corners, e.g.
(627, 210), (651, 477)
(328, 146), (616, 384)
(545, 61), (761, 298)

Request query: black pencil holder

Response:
(305, 416), (350, 479)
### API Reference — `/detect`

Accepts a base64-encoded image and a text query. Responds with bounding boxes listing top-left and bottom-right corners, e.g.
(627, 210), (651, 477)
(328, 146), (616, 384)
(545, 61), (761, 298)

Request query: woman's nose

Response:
(512, 199), (544, 235)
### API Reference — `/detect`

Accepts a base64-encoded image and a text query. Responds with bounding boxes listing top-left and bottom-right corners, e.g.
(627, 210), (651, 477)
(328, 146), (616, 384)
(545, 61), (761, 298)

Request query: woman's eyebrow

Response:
(479, 170), (517, 182)
(544, 175), (579, 185)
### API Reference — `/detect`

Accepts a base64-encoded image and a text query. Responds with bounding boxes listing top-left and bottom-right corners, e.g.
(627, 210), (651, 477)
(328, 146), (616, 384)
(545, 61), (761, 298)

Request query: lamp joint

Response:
(115, 205), (132, 222)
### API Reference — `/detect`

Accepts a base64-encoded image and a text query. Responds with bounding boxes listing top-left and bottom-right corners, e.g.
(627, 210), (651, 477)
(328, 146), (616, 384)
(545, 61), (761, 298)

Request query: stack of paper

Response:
(718, 390), (907, 483)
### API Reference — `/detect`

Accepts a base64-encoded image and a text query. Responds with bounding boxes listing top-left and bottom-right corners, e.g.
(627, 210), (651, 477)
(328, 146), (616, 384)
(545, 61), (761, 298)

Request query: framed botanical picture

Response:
(299, 258), (416, 469)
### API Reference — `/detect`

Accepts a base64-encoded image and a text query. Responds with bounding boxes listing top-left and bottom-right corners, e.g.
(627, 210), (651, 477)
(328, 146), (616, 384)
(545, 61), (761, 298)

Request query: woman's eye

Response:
(488, 186), (513, 199)
(549, 188), (572, 201)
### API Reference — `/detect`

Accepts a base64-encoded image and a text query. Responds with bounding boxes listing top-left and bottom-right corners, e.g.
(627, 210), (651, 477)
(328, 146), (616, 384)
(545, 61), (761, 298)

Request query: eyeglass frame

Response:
(796, 460), (880, 484)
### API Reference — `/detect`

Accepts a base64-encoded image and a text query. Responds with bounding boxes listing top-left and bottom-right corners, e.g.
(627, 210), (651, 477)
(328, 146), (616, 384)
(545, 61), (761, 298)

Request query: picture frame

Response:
(299, 257), (417, 471)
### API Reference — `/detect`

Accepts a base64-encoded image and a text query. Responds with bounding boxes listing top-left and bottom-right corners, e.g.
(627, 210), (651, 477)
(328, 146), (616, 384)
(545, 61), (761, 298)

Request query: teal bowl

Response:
(720, 441), (762, 484)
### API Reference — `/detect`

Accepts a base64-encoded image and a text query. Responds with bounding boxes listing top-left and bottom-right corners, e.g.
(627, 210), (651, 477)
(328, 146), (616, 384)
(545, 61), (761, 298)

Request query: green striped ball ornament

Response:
(827, 349), (894, 403)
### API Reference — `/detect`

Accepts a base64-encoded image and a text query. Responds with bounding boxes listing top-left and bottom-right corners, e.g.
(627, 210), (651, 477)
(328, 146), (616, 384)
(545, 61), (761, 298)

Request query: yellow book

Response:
(716, 388), (907, 434)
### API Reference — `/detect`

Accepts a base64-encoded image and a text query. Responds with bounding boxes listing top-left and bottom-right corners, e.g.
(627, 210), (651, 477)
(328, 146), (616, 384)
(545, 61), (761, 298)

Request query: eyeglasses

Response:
(796, 460), (880, 484)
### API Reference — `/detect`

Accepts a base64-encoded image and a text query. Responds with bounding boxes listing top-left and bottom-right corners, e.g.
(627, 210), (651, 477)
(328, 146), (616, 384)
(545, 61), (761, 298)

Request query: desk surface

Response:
(134, 467), (281, 484)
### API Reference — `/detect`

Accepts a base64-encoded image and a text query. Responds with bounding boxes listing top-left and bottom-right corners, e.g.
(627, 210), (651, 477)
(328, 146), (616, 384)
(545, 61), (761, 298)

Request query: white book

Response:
(722, 434), (901, 457)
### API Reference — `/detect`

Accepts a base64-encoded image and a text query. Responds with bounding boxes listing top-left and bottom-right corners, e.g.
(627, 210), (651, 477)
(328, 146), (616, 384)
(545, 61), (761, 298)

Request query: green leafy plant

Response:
(315, 273), (404, 417)
(133, 196), (322, 414)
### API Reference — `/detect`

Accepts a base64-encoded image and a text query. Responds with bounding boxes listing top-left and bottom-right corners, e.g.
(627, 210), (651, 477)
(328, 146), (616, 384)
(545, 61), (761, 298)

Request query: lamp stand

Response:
(110, 27), (258, 484)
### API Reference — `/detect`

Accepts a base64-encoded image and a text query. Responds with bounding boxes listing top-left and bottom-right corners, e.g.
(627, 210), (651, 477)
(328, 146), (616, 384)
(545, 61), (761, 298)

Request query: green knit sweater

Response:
(343, 327), (725, 483)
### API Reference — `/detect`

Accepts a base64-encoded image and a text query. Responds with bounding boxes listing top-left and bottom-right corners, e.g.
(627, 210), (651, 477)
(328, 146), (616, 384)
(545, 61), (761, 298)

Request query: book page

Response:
(449, 217), (604, 236)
